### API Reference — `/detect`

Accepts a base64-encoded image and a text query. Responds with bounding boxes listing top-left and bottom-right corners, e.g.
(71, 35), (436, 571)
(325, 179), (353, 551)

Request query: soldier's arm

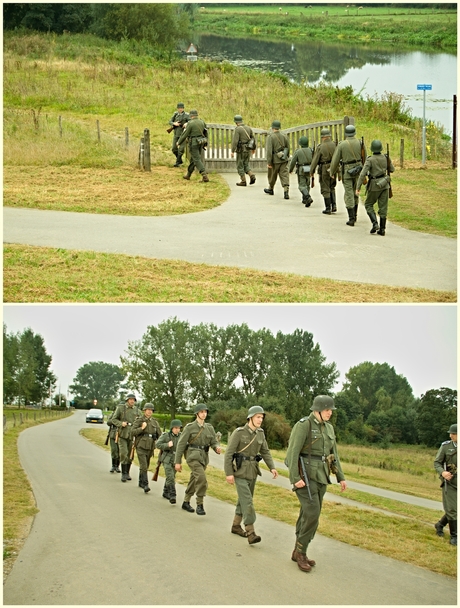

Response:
(110, 407), (123, 428)
(224, 430), (240, 476)
(329, 144), (341, 175)
(260, 436), (276, 471)
(285, 422), (307, 485)
(174, 427), (190, 464)
(156, 432), (171, 451)
(131, 418), (144, 436)
(356, 157), (371, 190)
(434, 445), (446, 476)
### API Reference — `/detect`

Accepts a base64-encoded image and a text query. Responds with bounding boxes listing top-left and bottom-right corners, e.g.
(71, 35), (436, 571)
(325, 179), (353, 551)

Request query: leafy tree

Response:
(69, 361), (125, 405)
(3, 3), (94, 33)
(3, 324), (19, 403)
(415, 387), (457, 447)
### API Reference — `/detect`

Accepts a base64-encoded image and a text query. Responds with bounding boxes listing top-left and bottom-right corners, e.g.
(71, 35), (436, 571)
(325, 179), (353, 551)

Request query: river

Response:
(191, 34), (457, 135)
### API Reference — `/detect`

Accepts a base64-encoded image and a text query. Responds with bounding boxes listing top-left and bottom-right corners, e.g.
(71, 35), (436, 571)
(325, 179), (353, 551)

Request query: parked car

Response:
(86, 408), (104, 424)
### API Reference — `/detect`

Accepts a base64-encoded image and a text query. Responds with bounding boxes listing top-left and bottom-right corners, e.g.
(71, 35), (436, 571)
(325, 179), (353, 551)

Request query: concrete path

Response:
(4, 411), (456, 605)
(3, 175), (456, 291)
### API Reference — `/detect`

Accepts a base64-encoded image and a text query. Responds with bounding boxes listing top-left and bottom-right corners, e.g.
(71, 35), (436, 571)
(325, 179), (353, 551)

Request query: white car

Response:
(86, 408), (104, 424)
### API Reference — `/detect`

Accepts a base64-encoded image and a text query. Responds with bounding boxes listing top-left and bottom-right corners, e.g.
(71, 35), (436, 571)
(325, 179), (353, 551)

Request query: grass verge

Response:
(3, 244), (456, 303)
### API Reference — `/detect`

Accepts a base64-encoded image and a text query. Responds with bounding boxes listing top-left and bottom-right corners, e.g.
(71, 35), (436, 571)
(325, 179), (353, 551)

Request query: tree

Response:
(415, 387), (457, 447)
(69, 361), (125, 405)
(3, 324), (18, 403)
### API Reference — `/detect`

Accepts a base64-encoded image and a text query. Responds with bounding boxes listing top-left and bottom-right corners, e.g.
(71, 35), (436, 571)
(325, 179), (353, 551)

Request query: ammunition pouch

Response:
(232, 452), (244, 471)
(246, 137), (256, 150)
(301, 164), (311, 174)
(347, 164), (362, 177)
(277, 147), (289, 161)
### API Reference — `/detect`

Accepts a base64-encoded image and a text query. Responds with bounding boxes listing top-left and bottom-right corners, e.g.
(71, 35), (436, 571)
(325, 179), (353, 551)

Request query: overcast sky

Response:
(3, 304), (457, 401)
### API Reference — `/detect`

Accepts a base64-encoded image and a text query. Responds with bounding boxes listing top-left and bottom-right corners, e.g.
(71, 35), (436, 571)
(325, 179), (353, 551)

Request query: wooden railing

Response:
(203, 116), (354, 172)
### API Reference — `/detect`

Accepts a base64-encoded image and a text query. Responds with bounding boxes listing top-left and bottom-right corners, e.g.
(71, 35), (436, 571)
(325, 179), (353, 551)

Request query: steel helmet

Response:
(299, 136), (309, 147)
(448, 424), (457, 434)
(371, 140), (383, 153)
(271, 120), (281, 129)
(310, 395), (336, 411)
(321, 128), (331, 137)
(345, 125), (356, 137)
(189, 109), (198, 116)
(126, 393), (137, 402)
(234, 114), (243, 123)
(143, 402), (154, 411)
(171, 419), (183, 428)
(193, 403), (208, 414)
(247, 405), (265, 419)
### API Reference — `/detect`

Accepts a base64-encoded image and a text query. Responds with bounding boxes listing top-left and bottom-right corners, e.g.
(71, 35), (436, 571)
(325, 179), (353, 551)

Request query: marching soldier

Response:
(231, 114), (256, 187)
(107, 407), (121, 474)
(176, 109), (209, 183)
(434, 423), (457, 545)
(156, 419), (183, 503)
(132, 403), (161, 493)
(310, 128), (339, 215)
(169, 102), (189, 167)
(175, 404), (221, 515)
(285, 395), (347, 572)
(110, 393), (142, 483)
(289, 136), (314, 207)
(224, 406), (278, 544)
(264, 120), (290, 200)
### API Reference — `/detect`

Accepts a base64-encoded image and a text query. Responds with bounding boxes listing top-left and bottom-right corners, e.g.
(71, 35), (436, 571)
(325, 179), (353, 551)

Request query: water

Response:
(192, 35), (457, 135)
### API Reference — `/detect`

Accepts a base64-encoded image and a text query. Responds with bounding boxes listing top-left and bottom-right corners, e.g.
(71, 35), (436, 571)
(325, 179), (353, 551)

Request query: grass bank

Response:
(3, 244), (456, 303)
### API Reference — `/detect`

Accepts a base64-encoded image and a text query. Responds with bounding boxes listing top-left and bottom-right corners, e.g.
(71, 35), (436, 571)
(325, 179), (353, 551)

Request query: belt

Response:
(242, 455), (259, 461)
(342, 160), (360, 165)
(372, 174), (385, 179)
(300, 453), (326, 462)
(145, 434), (155, 438)
(188, 445), (208, 450)
(318, 161), (331, 166)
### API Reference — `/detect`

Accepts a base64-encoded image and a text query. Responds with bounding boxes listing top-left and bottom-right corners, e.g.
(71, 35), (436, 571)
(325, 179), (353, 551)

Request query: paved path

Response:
(4, 411), (456, 605)
(3, 175), (456, 291)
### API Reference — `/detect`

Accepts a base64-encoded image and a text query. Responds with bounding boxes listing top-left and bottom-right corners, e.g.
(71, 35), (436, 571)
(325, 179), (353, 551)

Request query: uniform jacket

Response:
(169, 111), (189, 136)
(310, 139), (337, 174)
(110, 404), (142, 440)
(231, 124), (254, 153)
(285, 412), (345, 486)
(107, 408), (121, 439)
(266, 130), (290, 165)
(434, 440), (457, 489)
(289, 146), (313, 174)
(177, 117), (207, 147)
(132, 415), (161, 452)
(175, 419), (219, 467)
(357, 153), (395, 191)
(329, 136), (365, 178)
(224, 423), (275, 480)
(156, 430), (181, 464)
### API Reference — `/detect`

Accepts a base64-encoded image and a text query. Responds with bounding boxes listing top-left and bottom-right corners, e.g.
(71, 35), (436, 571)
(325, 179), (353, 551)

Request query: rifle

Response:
(298, 456), (313, 501)
(104, 427), (111, 446)
(361, 136), (368, 185)
(311, 141), (315, 189)
(386, 143), (393, 198)
(152, 450), (163, 482)
(129, 437), (137, 461)
(166, 125), (174, 134)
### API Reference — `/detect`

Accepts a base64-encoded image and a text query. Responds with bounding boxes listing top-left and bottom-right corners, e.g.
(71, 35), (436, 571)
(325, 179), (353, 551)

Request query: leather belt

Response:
(300, 453), (326, 462)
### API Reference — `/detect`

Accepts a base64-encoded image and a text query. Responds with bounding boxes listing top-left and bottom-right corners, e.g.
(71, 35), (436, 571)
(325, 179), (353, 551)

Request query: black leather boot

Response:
(162, 483), (171, 500)
(435, 514), (448, 536)
(346, 207), (355, 226)
(264, 188), (274, 195)
(354, 203), (358, 222)
(284, 189), (289, 200)
(322, 197), (331, 215)
(448, 520), (457, 545)
(378, 217), (387, 236)
(182, 501), (195, 513)
(115, 459), (121, 473)
(368, 210), (379, 234)
(174, 154), (183, 167)
(143, 473), (151, 493)
(196, 504), (206, 516)
(169, 486), (177, 504)
(121, 464), (128, 482)
(126, 463), (132, 481)
(110, 459), (116, 473)
(330, 190), (337, 212)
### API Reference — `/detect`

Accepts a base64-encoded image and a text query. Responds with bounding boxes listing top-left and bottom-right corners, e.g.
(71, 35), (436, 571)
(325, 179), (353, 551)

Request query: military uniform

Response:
(110, 398), (142, 482)
(156, 421), (182, 502)
(434, 432), (457, 544)
(289, 140), (313, 206)
(231, 117), (256, 186)
(177, 110), (209, 182)
(264, 122), (290, 199)
(107, 408), (121, 473)
(169, 104), (189, 167)
(132, 408), (161, 492)
(310, 132), (338, 214)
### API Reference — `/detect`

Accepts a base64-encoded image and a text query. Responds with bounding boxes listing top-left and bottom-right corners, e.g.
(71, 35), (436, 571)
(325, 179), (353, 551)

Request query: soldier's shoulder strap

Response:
(299, 416), (309, 423)
(441, 440), (451, 446)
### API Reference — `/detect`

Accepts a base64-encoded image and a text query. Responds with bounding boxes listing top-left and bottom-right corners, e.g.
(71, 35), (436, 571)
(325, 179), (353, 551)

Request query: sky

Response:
(3, 304), (457, 401)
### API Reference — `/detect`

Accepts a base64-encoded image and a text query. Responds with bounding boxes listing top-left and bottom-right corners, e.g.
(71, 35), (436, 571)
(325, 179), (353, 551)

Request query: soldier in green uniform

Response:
(264, 120), (290, 200)
(156, 419), (183, 504)
(107, 407), (121, 474)
(329, 124), (366, 226)
(175, 404), (221, 515)
(231, 114), (256, 187)
(285, 395), (347, 572)
(310, 128), (339, 215)
(110, 393), (142, 483)
(224, 406), (278, 544)
(289, 136), (314, 207)
(176, 109), (209, 183)
(434, 423), (457, 545)
(356, 140), (395, 236)
(169, 102), (189, 167)
(132, 403), (161, 493)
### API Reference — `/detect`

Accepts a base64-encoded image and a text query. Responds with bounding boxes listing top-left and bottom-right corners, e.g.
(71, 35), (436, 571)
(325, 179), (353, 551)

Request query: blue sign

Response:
(417, 84), (432, 90)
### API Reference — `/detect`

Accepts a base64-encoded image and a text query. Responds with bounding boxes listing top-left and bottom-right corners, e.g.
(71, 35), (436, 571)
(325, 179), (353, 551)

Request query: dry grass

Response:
(4, 244), (456, 303)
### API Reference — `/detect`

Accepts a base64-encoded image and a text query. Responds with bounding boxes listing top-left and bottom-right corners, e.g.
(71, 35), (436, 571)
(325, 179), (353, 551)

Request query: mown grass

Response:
(3, 244), (456, 303)
(80, 428), (456, 577)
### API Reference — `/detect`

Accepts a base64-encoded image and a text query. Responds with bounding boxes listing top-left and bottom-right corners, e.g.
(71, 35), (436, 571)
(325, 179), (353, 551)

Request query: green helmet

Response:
(171, 419), (183, 429)
(189, 109), (198, 116)
(234, 114), (243, 123)
(247, 405), (265, 419)
(125, 393), (137, 402)
(371, 140), (383, 153)
(193, 403), (208, 415)
(310, 395), (336, 411)
(143, 402), (154, 411)
(321, 128), (331, 137)
(448, 424), (457, 434)
(177, 102), (185, 108)
(271, 120), (281, 129)
(345, 125), (356, 137)
(299, 136), (309, 147)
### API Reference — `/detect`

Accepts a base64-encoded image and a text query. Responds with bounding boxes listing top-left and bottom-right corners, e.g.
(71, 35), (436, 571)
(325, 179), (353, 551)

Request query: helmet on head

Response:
(310, 395), (336, 412)
(345, 125), (356, 137)
(189, 109), (198, 116)
(177, 102), (185, 108)
(234, 114), (243, 123)
(143, 402), (154, 411)
(126, 393), (137, 402)
(371, 140), (383, 153)
(448, 424), (457, 434)
(193, 403), (208, 415)
(247, 405), (265, 419)
(321, 128), (331, 137)
(299, 136), (309, 147)
(271, 120), (281, 129)
(171, 419), (183, 429)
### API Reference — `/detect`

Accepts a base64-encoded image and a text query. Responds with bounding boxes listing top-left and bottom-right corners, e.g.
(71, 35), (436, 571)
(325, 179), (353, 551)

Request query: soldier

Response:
(356, 140), (395, 236)
(434, 423), (457, 546)
(224, 406), (278, 544)
(176, 109), (209, 183)
(132, 403), (161, 493)
(175, 404), (221, 515)
(285, 395), (347, 572)
(169, 102), (189, 167)
(231, 114), (256, 187)
(264, 120), (290, 200)
(329, 124), (366, 226)
(110, 393), (142, 483)
(289, 136), (314, 207)
(310, 128), (339, 215)
(107, 407), (121, 474)
(156, 419), (183, 504)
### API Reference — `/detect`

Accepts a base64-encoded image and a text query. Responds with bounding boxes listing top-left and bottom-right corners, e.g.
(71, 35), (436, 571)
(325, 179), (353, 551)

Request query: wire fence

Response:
(3, 409), (72, 433)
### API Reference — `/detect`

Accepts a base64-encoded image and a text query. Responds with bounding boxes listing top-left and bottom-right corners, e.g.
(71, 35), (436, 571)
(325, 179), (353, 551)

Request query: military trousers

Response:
(162, 460), (177, 487)
(118, 437), (133, 465)
(342, 175), (359, 209)
(234, 477), (257, 526)
(236, 150), (252, 177)
(294, 479), (327, 554)
(136, 447), (154, 473)
(318, 166), (335, 198)
(296, 172), (311, 197)
(268, 162), (289, 190)
(442, 483), (457, 520)
(109, 435), (119, 461)
(364, 188), (389, 218)
(172, 133), (186, 156)
(184, 458), (208, 504)
(187, 140), (206, 175)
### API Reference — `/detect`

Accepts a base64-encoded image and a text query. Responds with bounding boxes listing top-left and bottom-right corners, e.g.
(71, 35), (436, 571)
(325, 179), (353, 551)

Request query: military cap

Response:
(271, 120), (281, 129)
(234, 114), (243, 123)
(310, 395), (336, 411)
(177, 102), (185, 108)
(171, 419), (183, 428)
(189, 109), (198, 116)
(193, 403), (208, 414)
(345, 125), (356, 136)
(448, 424), (457, 434)
(299, 136), (309, 147)
(247, 405), (265, 419)
(125, 393), (137, 401)
(143, 402), (154, 411)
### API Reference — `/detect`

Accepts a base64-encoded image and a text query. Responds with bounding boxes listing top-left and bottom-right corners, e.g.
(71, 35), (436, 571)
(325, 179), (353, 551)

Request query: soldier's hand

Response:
(267, 164), (273, 169)
(175, 464), (182, 472)
(215, 447), (222, 454)
(442, 471), (453, 481)
(231, 153), (234, 158)
(122, 421), (128, 427)
(168, 440), (173, 447)
(141, 422), (147, 430)
(271, 469), (278, 479)
(339, 480), (347, 491)
(294, 479), (306, 489)
(226, 475), (235, 485)
(355, 189), (360, 196)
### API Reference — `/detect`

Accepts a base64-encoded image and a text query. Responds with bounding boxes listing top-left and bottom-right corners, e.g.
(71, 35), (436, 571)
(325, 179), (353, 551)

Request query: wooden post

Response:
(139, 137), (144, 170)
(59, 115), (63, 138)
(452, 94), (457, 169)
(143, 128), (151, 171)
(96, 119), (101, 143)
(13, 413), (16, 427)
(125, 127), (129, 149)
(400, 139), (404, 168)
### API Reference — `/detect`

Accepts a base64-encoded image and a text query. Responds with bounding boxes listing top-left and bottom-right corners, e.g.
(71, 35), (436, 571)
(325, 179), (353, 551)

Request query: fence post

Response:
(125, 127), (129, 149)
(400, 138), (404, 168)
(59, 115), (63, 138)
(453, 94), (457, 169)
(13, 413), (16, 427)
(143, 129), (151, 171)
(96, 119), (101, 143)
(3, 415), (6, 433)
(20, 413), (23, 425)
(139, 137), (144, 169)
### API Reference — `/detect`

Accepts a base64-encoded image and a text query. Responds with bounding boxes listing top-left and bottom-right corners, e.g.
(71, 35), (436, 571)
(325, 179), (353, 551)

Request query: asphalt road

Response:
(3, 175), (456, 291)
(4, 411), (456, 605)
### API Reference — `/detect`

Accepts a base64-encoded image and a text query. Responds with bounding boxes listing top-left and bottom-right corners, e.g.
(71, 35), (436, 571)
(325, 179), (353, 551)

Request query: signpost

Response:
(417, 84), (432, 165)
